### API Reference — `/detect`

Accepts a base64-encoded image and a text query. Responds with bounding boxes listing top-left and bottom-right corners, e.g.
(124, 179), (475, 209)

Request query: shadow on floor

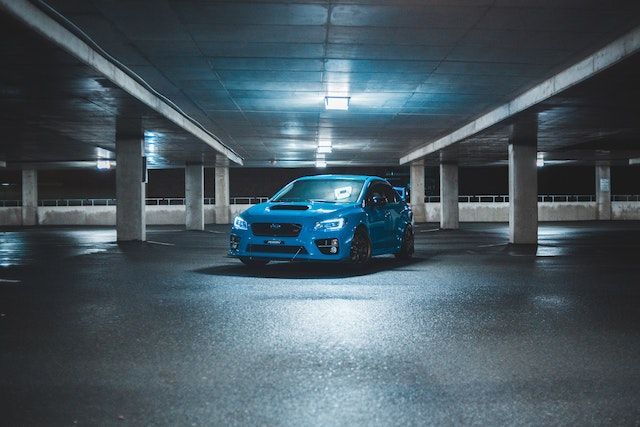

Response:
(195, 257), (426, 279)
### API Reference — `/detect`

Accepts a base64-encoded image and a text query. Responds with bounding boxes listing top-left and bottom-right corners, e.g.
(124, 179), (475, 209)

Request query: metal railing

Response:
(1, 195), (639, 208)
(612, 195), (640, 202)
(31, 197), (270, 207)
(423, 194), (639, 203)
(39, 199), (117, 207)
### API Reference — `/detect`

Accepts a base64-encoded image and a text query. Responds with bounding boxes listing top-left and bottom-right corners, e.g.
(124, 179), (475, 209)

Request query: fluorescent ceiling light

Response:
(96, 160), (112, 170)
(315, 160), (327, 168)
(317, 146), (332, 154)
(318, 140), (332, 147)
(324, 96), (350, 111)
(316, 153), (326, 160)
(537, 152), (544, 167)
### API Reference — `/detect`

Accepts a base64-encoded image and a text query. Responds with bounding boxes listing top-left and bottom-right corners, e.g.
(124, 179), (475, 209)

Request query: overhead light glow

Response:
(317, 146), (332, 154)
(318, 140), (332, 147)
(315, 160), (327, 168)
(316, 153), (326, 160)
(96, 160), (112, 170)
(537, 153), (544, 168)
(324, 96), (350, 111)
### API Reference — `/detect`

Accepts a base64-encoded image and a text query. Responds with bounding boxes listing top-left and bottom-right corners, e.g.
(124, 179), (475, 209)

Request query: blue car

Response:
(228, 175), (414, 266)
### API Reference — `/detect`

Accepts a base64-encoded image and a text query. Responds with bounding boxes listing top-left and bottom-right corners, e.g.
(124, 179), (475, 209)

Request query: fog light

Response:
(329, 246), (338, 254)
(230, 234), (240, 250)
(331, 239), (339, 246)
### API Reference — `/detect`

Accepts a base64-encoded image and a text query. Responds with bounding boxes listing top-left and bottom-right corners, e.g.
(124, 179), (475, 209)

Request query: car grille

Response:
(248, 245), (308, 254)
(251, 223), (302, 237)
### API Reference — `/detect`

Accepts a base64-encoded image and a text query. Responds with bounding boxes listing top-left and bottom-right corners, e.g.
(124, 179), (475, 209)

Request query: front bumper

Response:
(228, 226), (354, 262)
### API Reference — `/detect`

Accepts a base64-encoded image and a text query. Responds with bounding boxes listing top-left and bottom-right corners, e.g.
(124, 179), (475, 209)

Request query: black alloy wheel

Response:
(395, 227), (414, 260)
(349, 228), (372, 264)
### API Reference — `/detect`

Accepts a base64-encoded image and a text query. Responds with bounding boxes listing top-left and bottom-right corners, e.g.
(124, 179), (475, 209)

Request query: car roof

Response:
(295, 174), (385, 182)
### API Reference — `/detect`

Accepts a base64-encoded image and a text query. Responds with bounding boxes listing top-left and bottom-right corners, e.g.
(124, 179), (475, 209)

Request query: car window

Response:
(381, 184), (398, 203)
(366, 182), (396, 204)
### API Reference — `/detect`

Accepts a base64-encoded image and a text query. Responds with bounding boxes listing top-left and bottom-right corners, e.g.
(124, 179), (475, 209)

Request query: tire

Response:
(395, 226), (414, 260)
(349, 227), (372, 265)
(239, 257), (270, 267)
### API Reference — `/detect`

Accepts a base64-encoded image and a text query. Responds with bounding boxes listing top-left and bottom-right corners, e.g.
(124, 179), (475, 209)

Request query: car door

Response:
(379, 183), (403, 250)
(364, 182), (394, 251)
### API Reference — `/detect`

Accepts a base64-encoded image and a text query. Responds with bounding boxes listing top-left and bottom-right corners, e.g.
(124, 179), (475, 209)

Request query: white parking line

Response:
(147, 240), (175, 246)
(477, 243), (509, 248)
(420, 228), (440, 233)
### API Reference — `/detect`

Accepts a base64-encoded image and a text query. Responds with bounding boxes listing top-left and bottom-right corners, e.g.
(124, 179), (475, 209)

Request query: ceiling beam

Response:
(400, 25), (640, 165)
(0, 0), (243, 165)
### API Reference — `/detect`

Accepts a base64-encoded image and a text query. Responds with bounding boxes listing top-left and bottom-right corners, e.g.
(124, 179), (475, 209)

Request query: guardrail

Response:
(1, 195), (639, 208)
(29, 197), (270, 207)
(425, 195), (637, 203)
(612, 195), (640, 202)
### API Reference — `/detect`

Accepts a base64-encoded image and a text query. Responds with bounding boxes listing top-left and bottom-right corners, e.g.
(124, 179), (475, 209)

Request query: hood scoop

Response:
(270, 204), (310, 211)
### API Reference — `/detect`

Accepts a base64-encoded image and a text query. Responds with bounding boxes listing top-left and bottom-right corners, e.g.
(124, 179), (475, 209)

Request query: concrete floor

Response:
(1, 222), (639, 425)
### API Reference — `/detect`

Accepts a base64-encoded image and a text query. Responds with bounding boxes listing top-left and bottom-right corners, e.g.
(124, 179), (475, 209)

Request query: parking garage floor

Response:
(1, 222), (639, 425)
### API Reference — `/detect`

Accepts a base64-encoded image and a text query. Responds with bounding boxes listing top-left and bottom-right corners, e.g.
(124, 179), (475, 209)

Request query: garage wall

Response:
(0, 207), (21, 226)
(0, 202), (638, 226)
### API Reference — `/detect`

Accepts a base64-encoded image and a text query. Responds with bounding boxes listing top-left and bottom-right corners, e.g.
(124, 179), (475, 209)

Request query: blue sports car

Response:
(228, 175), (414, 266)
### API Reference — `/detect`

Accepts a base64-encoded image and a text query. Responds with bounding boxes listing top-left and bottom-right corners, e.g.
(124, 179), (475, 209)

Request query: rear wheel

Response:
(395, 227), (414, 260)
(349, 228), (372, 265)
(239, 257), (270, 267)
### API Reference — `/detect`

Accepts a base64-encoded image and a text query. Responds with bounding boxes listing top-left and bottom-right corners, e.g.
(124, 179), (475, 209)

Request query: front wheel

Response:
(239, 257), (270, 267)
(395, 227), (414, 260)
(349, 228), (372, 265)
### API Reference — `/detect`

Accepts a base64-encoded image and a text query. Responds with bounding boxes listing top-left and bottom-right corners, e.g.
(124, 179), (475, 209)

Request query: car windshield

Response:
(271, 178), (366, 203)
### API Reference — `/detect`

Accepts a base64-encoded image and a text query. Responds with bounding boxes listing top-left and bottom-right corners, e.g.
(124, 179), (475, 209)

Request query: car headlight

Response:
(233, 216), (248, 230)
(314, 217), (346, 231)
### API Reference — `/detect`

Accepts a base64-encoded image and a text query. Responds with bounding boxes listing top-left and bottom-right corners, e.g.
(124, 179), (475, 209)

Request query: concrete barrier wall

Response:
(612, 202), (640, 220)
(0, 207), (21, 226)
(0, 202), (638, 226)
(426, 202), (599, 222)
(0, 204), (254, 226)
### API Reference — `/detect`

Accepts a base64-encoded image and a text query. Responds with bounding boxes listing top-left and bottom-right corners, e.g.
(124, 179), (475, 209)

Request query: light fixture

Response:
(537, 153), (544, 168)
(324, 96), (350, 111)
(317, 146), (332, 154)
(96, 160), (112, 170)
(318, 140), (332, 147)
(315, 160), (327, 168)
(316, 153), (326, 160)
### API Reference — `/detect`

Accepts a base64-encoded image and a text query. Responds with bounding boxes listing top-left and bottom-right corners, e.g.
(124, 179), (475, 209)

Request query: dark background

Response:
(0, 166), (639, 200)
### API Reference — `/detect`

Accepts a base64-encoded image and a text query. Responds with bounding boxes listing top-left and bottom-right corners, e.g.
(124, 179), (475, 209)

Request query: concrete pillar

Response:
(440, 163), (459, 229)
(595, 163), (611, 220)
(215, 165), (230, 224)
(410, 159), (426, 223)
(508, 120), (538, 244)
(115, 117), (145, 241)
(21, 169), (38, 226)
(185, 163), (204, 230)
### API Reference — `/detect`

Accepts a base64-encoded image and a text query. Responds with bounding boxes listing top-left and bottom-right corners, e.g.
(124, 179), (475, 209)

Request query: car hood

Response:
(242, 201), (356, 222)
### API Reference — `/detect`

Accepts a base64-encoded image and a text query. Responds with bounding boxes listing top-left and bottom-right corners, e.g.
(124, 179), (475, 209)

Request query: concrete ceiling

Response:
(2, 1), (640, 168)
(433, 51), (640, 167)
(0, 9), (238, 169)
(39, 0), (640, 167)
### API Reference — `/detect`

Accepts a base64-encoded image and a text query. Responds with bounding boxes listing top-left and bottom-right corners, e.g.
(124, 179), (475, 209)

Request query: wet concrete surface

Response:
(1, 222), (639, 425)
